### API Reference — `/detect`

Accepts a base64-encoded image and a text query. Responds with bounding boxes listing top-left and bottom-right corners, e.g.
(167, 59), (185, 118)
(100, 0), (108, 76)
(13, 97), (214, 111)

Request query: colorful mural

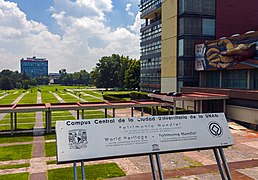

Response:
(195, 31), (258, 71)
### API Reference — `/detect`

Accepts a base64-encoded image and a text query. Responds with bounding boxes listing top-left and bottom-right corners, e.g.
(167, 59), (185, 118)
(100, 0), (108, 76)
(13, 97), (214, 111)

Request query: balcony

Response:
(140, 0), (161, 19)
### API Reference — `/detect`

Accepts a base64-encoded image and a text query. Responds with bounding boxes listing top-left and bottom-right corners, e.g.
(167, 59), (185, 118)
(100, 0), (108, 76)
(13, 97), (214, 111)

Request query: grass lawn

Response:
(45, 142), (56, 157)
(0, 144), (32, 161)
(0, 173), (29, 180)
(18, 89), (38, 104)
(44, 133), (56, 140)
(0, 133), (33, 144)
(48, 163), (125, 180)
(0, 163), (30, 170)
(0, 90), (23, 105)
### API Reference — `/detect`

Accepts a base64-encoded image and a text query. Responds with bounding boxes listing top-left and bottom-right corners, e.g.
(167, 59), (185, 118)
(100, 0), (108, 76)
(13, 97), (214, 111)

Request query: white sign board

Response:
(56, 113), (234, 163)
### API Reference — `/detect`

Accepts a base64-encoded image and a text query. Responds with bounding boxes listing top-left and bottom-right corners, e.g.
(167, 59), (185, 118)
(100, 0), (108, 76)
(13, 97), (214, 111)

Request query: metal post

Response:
(219, 147), (232, 180)
(168, 106), (171, 115)
(155, 153), (164, 180)
(155, 106), (158, 115)
(149, 154), (158, 180)
(10, 113), (13, 135)
(81, 110), (85, 119)
(223, 99), (227, 114)
(141, 107), (144, 116)
(105, 108), (108, 118)
(73, 161), (77, 180)
(131, 107), (134, 117)
(14, 112), (17, 130)
(173, 100), (176, 115)
(113, 108), (115, 118)
(200, 100), (203, 113)
(194, 100), (196, 112)
(213, 148), (226, 180)
(49, 111), (52, 133)
(45, 111), (48, 133)
(81, 161), (85, 180)
(77, 110), (80, 120)
(151, 106), (154, 115)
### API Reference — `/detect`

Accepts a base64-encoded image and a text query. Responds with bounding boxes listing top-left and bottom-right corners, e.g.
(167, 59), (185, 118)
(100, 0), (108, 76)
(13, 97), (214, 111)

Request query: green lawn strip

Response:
(41, 89), (60, 103)
(45, 142), (56, 157)
(0, 90), (23, 104)
(42, 111), (76, 123)
(48, 163), (125, 180)
(82, 90), (103, 98)
(0, 144), (32, 161)
(56, 91), (80, 102)
(44, 133), (56, 140)
(0, 125), (10, 131)
(16, 123), (35, 130)
(18, 88), (37, 104)
(80, 95), (103, 102)
(0, 112), (36, 124)
(0, 163), (30, 170)
(0, 133), (33, 144)
(0, 173), (29, 180)
(46, 160), (56, 165)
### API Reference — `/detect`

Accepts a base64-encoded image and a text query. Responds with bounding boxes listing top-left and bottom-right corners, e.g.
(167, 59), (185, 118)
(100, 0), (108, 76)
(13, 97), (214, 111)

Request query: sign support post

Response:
(149, 154), (158, 180)
(219, 147), (232, 180)
(73, 161), (77, 180)
(81, 161), (85, 180)
(156, 153), (164, 180)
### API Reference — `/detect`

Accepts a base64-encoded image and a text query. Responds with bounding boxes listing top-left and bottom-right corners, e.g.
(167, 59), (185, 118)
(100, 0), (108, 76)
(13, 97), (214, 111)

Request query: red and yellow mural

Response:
(195, 31), (258, 71)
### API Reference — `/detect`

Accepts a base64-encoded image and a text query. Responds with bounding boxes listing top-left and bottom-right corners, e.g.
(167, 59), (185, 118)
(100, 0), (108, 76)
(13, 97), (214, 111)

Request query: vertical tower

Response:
(140, 0), (162, 92)
(161, 0), (216, 92)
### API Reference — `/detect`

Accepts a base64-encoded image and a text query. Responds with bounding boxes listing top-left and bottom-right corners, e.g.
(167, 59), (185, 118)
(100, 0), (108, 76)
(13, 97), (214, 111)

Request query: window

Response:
(178, 39), (184, 57)
(205, 71), (220, 87)
(202, 19), (215, 35)
(179, 0), (215, 15)
(222, 70), (247, 89)
(179, 17), (202, 35)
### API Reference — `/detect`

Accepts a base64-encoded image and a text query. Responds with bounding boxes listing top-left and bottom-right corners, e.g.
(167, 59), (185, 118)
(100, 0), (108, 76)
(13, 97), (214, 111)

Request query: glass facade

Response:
(201, 69), (258, 90)
(21, 57), (48, 78)
(140, 0), (161, 92)
(178, 0), (216, 89)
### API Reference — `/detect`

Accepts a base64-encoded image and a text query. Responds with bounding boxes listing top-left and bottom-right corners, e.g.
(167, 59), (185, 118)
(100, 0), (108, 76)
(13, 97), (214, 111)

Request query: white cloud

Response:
(129, 12), (143, 35)
(125, 3), (134, 17)
(0, 0), (140, 73)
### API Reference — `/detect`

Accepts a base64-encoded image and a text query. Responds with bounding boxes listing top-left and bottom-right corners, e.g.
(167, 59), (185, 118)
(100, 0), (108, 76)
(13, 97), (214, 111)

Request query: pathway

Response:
(29, 92), (47, 180)
(0, 92), (28, 120)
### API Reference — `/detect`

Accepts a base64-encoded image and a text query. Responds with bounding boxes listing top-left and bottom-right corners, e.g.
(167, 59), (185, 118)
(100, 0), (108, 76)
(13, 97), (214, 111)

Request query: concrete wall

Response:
(161, 0), (178, 93)
(227, 105), (258, 125)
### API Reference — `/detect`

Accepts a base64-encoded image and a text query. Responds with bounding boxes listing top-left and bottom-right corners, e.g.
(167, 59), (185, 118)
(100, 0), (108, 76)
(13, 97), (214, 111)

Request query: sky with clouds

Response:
(0, 0), (142, 73)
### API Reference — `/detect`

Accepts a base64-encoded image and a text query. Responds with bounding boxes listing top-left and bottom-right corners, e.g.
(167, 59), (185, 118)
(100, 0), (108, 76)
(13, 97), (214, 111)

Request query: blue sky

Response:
(0, 0), (141, 72)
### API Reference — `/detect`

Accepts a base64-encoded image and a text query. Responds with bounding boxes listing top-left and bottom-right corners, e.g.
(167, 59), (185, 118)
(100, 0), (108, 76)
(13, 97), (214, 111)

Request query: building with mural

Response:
(20, 56), (48, 78)
(140, 0), (258, 129)
(139, 0), (258, 92)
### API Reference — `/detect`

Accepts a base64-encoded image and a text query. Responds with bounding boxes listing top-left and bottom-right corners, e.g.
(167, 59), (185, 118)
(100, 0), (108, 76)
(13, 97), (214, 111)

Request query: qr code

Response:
(68, 129), (88, 149)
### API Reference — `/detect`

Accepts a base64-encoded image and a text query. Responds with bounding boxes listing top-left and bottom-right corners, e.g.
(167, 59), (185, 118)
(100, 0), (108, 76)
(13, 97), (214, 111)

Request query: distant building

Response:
(20, 56), (48, 78)
(48, 73), (60, 84)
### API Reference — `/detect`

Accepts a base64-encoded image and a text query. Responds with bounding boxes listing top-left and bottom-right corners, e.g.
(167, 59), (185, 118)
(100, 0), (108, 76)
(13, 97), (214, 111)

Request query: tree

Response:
(124, 60), (140, 89)
(91, 54), (140, 89)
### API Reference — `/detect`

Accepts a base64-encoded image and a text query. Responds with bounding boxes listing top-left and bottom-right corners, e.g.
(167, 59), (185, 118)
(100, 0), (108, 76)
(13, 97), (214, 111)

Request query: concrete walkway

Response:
(29, 92), (47, 180)
(0, 92), (28, 120)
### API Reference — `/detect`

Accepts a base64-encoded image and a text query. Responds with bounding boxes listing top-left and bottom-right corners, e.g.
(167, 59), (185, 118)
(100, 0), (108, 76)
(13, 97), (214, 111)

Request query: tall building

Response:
(140, 0), (258, 92)
(20, 56), (48, 78)
(140, 0), (162, 92)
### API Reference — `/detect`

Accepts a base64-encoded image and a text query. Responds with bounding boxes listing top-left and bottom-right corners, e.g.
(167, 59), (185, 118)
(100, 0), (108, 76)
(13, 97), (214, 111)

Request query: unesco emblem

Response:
(208, 122), (223, 137)
(68, 129), (88, 149)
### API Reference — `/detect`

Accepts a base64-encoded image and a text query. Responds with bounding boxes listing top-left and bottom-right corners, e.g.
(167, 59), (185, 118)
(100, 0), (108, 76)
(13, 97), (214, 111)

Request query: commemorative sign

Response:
(56, 113), (234, 163)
